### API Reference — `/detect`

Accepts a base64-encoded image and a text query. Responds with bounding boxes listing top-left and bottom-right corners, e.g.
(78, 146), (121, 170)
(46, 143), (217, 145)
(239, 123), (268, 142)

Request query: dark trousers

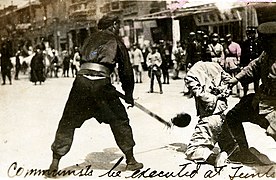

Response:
(51, 75), (135, 159)
(149, 69), (162, 92)
(71, 65), (78, 77)
(1, 68), (12, 84)
(15, 67), (20, 79)
(218, 93), (269, 154)
(161, 66), (169, 84)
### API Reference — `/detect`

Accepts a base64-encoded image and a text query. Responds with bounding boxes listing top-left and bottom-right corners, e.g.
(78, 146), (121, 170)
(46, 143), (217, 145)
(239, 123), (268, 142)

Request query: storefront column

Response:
(172, 18), (180, 47)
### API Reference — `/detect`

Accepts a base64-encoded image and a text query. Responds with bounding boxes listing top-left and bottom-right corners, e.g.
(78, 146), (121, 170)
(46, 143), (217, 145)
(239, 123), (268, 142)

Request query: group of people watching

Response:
(183, 28), (262, 96)
(180, 22), (276, 168)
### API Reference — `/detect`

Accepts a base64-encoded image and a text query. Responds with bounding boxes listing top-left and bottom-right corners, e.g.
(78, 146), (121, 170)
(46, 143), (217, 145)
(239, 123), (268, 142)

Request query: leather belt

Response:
(79, 63), (111, 77)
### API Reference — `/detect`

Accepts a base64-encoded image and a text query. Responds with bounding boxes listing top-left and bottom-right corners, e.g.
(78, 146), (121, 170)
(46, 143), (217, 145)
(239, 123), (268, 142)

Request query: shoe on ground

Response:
(126, 162), (143, 171)
(215, 152), (228, 167)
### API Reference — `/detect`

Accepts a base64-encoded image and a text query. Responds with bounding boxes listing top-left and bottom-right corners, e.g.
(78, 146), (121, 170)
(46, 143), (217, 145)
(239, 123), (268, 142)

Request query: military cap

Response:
(196, 30), (204, 34)
(212, 33), (219, 37)
(151, 43), (158, 49)
(246, 26), (257, 33)
(211, 33), (219, 40)
(257, 22), (276, 35)
(225, 34), (232, 38)
(189, 32), (196, 36)
(98, 15), (120, 30)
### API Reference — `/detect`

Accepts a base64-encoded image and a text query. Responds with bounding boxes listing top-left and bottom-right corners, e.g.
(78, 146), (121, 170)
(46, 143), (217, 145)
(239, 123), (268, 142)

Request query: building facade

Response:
(0, 1), (275, 55)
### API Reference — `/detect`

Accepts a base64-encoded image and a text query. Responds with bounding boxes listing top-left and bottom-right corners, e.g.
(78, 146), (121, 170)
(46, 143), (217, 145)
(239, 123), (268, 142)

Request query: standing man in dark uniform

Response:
(186, 31), (203, 68)
(47, 15), (143, 175)
(0, 40), (13, 85)
(219, 22), (276, 164)
(14, 50), (21, 80)
(240, 26), (262, 95)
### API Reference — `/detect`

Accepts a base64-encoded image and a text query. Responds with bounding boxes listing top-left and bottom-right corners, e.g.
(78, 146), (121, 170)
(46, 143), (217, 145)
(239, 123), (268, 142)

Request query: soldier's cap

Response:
(226, 34), (232, 38)
(212, 33), (219, 37)
(151, 43), (158, 49)
(196, 30), (204, 34)
(257, 22), (276, 35)
(246, 26), (257, 33)
(211, 33), (219, 40)
(189, 32), (196, 36)
(98, 15), (120, 30)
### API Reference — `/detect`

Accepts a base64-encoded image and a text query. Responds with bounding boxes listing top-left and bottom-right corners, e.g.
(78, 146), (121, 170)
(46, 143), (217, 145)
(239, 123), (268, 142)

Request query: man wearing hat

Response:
(240, 26), (263, 96)
(223, 33), (241, 96)
(218, 22), (276, 164)
(186, 31), (202, 67)
(223, 34), (241, 74)
(208, 33), (225, 64)
(47, 15), (143, 176)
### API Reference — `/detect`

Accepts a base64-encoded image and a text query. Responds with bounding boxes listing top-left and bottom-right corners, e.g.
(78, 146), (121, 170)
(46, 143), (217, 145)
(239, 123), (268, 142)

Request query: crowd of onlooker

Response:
(125, 27), (262, 96)
(0, 26), (262, 97)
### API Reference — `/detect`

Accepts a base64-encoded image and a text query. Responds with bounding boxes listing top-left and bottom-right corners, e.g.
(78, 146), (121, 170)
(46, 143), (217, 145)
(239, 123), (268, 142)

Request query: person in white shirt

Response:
(146, 44), (163, 94)
(130, 44), (144, 83)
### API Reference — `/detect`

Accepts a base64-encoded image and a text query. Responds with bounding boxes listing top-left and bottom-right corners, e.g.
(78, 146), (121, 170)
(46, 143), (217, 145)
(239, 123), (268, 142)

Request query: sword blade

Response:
(116, 91), (172, 128)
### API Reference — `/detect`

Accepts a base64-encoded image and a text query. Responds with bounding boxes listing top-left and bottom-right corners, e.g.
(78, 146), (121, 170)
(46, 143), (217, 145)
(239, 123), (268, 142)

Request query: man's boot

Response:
(125, 149), (143, 171)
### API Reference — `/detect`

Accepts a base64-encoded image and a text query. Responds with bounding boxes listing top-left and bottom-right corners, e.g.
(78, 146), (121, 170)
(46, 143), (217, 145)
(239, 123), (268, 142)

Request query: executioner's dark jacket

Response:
(80, 30), (134, 96)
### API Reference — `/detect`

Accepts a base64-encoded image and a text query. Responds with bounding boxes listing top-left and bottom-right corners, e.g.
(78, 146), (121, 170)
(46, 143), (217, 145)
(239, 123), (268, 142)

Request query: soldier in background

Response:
(160, 41), (171, 84)
(171, 41), (186, 80)
(186, 31), (203, 68)
(0, 39), (13, 85)
(240, 26), (263, 95)
(208, 33), (225, 65)
(14, 50), (21, 80)
(201, 34), (211, 62)
(223, 34), (242, 96)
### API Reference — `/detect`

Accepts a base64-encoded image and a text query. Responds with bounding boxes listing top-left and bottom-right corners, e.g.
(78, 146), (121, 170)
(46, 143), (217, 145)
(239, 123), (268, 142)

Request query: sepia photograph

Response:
(0, 0), (275, 179)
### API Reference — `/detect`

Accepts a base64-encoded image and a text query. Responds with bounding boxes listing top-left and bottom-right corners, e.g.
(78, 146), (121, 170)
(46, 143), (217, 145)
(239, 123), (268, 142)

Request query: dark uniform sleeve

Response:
(116, 39), (134, 96)
(235, 54), (262, 85)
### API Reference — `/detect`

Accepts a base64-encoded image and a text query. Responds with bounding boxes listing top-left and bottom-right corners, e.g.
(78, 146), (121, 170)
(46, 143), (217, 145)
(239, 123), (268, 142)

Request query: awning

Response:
(134, 2), (245, 25)
(193, 9), (242, 26)
(134, 10), (173, 21)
